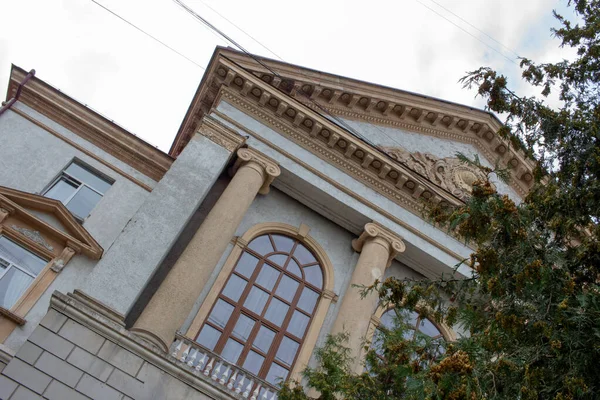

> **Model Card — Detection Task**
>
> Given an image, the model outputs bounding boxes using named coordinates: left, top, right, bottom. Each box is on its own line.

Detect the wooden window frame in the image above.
left=185, top=222, right=337, bottom=382
left=196, top=234, right=322, bottom=383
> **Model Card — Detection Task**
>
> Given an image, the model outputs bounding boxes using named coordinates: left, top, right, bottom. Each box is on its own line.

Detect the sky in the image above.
left=0, top=0, right=577, bottom=152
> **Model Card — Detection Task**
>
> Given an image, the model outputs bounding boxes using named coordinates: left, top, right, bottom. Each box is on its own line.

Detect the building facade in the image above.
left=0, top=48, right=534, bottom=399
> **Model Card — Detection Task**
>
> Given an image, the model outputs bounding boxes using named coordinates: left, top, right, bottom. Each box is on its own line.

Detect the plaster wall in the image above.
left=213, top=101, right=473, bottom=276
left=82, top=134, right=232, bottom=316
left=340, top=118, right=522, bottom=202
left=0, top=105, right=154, bottom=352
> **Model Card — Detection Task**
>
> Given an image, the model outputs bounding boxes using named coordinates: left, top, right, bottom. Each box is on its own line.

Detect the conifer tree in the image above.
left=280, top=1, right=600, bottom=398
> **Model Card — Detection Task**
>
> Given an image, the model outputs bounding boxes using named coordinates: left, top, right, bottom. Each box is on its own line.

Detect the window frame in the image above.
left=0, top=235, right=49, bottom=310
left=195, top=233, right=323, bottom=384
left=43, top=160, right=113, bottom=220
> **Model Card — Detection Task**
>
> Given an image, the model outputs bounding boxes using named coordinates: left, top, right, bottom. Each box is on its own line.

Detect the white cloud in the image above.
left=0, top=0, right=576, bottom=151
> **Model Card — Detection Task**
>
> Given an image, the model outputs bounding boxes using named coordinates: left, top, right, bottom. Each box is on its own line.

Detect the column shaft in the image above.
left=133, top=149, right=279, bottom=351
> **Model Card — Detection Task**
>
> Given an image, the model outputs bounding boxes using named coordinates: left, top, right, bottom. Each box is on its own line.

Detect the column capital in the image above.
left=352, top=222, right=406, bottom=267
left=231, top=148, right=281, bottom=194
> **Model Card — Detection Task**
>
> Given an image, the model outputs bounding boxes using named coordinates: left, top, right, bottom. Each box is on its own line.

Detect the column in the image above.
left=132, top=148, right=280, bottom=352
left=331, top=222, right=405, bottom=372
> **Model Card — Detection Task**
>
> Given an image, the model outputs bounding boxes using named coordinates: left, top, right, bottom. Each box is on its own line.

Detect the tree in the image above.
left=280, top=1, right=600, bottom=398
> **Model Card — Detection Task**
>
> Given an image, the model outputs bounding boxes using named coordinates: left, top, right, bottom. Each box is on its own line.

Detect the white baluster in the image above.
left=195, top=353, right=207, bottom=372
left=235, top=375, right=245, bottom=394
left=251, top=384, right=261, bottom=400
left=171, top=339, right=183, bottom=358
left=227, top=369, right=238, bottom=390
left=261, top=389, right=269, bottom=400
left=186, top=348, right=198, bottom=367
left=203, top=357, right=214, bottom=376
left=180, top=344, right=190, bottom=362
left=219, top=365, right=231, bottom=385
left=211, top=361, right=222, bottom=380
left=243, top=379, right=253, bottom=398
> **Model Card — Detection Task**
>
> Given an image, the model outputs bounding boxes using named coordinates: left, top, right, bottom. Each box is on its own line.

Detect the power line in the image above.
left=172, top=0, right=464, bottom=201
left=427, top=0, right=521, bottom=58
left=193, top=0, right=284, bottom=61
left=412, top=0, right=517, bottom=64
left=89, top=0, right=206, bottom=70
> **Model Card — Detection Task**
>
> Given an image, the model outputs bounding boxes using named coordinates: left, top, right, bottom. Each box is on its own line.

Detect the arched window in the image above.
left=373, top=309, right=446, bottom=361
left=194, top=233, right=323, bottom=385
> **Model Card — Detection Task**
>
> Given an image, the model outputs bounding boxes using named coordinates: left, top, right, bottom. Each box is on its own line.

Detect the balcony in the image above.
left=170, top=334, right=280, bottom=400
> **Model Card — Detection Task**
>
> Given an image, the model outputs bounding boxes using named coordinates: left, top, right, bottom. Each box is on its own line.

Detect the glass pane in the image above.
left=404, top=310, right=420, bottom=327
left=297, top=288, right=319, bottom=314
left=272, top=235, right=295, bottom=253
left=293, top=244, right=316, bottom=265
left=208, top=299, right=234, bottom=329
left=253, top=326, right=275, bottom=353
left=196, top=325, right=221, bottom=350
left=222, top=274, right=247, bottom=302
left=222, top=338, right=244, bottom=363
left=264, top=298, right=289, bottom=327
left=232, top=314, right=255, bottom=342
left=379, top=310, right=395, bottom=330
left=287, top=259, right=301, bottom=277
left=66, top=186, right=102, bottom=219
left=303, top=265, right=323, bottom=289
left=0, top=267, right=34, bottom=309
left=235, top=252, right=259, bottom=278
left=275, top=337, right=299, bottom=366
left=45, top=177, right=78, bottom=203
left=242, top=351, right=264, bottom=376
left=256, top=264, right=279, bottom=291
left=0, top=237, right=47, bottom=276
left=244, top=286, right=269, bottom=315
left=65, top=163, right=112, bottom=193
left=418, top=318, right=441, bottom=337
left=275, top=275, right=299, bottom=302
left=248, top=235, right=274, bottom=255
left=288, top=311, right=309, bottom=338
left=267, top=254, right=288, bottom=267
left=266, top=363, right=289, bottom=385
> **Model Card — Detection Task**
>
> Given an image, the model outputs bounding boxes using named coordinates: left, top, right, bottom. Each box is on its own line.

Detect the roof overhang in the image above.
left=6, top=65, right=174, bottom=182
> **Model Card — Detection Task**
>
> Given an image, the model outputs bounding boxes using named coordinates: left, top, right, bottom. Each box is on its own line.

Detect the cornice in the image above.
left=187, top=49, right=535, bottom=198
left=7, top=66, right=174, bottom=182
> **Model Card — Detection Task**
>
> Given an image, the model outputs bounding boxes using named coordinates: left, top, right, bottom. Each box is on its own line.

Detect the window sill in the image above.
left=0, top=307, right=26, bottom=326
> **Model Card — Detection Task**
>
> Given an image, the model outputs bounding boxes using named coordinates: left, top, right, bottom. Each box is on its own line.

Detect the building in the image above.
left=0, top=47, right=534, bottom=399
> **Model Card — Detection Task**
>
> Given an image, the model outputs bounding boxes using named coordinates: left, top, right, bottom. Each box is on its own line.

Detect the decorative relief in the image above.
left=10, top=225, right=54, bottom=252
left=198, top=117, right=245, bottom=152
left=383, top=147, right=489, bottom=201
left=50, top=247, right=76, bottom=273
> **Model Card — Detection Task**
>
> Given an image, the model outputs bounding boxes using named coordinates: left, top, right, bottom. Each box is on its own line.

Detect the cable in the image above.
left=172, top=0, right=464, bottom=201
left=427, top=0, right=521, bottom=58
left=193, top=0, right=284, bottom=61
left=89, top=0, right=206, bottom=70
left=412, top=0, right=517, bottom=64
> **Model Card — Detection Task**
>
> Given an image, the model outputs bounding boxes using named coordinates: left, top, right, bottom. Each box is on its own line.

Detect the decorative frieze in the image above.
left=10, top=225, right=54, bottom=252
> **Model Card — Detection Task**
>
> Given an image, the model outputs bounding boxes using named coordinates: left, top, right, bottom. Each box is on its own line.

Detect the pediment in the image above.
left=172, top=48, right=535, bottom=200
left=0, top=186, right=102, bottom=259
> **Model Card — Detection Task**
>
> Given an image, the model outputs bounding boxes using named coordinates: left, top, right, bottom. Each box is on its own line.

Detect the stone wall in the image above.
left=0, top=292, right=239, bottom=400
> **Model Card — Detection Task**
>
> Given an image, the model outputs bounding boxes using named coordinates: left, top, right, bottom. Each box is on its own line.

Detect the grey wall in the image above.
left=0, top=104, right=155, bottom=352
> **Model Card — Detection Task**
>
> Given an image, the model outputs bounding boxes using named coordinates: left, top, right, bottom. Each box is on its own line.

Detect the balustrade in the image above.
left=170, top=334, right=279, bottom=400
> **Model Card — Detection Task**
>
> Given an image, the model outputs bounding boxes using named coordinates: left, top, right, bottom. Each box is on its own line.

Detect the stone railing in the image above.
left=170, top=334, right=279, bottom=399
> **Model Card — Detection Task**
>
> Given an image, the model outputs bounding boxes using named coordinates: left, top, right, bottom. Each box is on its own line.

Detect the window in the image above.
left=0, top=236, right=48, bottom=310
left=195, top=233, right=323, bottom=386
left=44, top=161, right=112, bottom=220
left=373, top=309, right=446, bottom=361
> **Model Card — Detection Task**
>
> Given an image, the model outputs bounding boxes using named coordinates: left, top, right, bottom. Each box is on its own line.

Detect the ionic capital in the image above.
left=231, top=148, right=281, bottom=194
left=352, top=222, right=405, bottom=267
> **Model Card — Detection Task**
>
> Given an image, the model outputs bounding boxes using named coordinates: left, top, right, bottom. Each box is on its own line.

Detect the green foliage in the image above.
left=280, top=1, right=600, bottom=399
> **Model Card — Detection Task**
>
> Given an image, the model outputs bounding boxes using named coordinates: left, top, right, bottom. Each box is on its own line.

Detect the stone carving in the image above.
left=50, top=247, right=76, bottom=273
left=383, top=147, right=488, bottom=200
left=233, top=148, right=281, bottom=195
left=352, top=222, right=406, bottom=268
left=10, top=225, right=54, bottom=251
